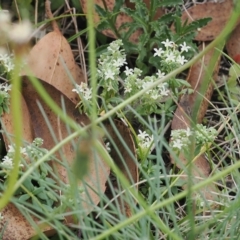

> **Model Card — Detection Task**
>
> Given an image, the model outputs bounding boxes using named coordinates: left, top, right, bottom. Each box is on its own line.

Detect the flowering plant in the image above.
left=0, top=138, right=59, bottom=212
left=0, top=83, right=11, bottom=115
left=73, top=39, right=192, bottom=117
left=170, top=124, right=218, bottom=155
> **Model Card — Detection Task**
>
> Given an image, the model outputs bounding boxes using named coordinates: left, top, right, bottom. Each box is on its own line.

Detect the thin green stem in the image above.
left=0, top=57, right=22, bottom=210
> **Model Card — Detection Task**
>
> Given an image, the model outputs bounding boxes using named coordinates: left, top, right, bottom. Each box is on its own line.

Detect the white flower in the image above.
left=84, top=88, right=92, bottom=100
left=162, top=39, right=174, bottom=48
left=177, top=55, right=187, bottom=65
left=165, top=52, right=176, bottom=62
left=20, top=147, right=27, bottom=156
left=153, top=48, right=164, bottom=57
left=1, top=155, right=13, bottom=168
left=151, top=92, right=159, bottom=100
left=180, top=42, right=191, bottom=52
left=124, top=85, right=132, bottom=93
left=105, top=142, right=111, bottom=152
left=0, top=83, right=11, bottom=92
left=138, top=130, right=149, bottom=140
left=133, top=68, right=142, bottom=77
left=72, top=83, right=92, bottom=100
left=0, top=53, right=8, bottom=61
left=105, top=69, right=115, bottom=80
left=107, top=40, right=122, bottom=52
left=124, top=66, right=133, bottom=76
left=8, top=145, right=15, bottom=153
left=112, top=57, right=127, bottom=67
left=0, top=54, right=14, bottom=72
left=142, top=80, right=153, bottom=93
left=172, top=139, right=183, bottom=150
left=8, top=20, right=32, bottom=44
left=159, top=85, right=169, bottom=96
left=156, top=70, right=165, bottom=79
left=4, top=61, right=14, bottom=72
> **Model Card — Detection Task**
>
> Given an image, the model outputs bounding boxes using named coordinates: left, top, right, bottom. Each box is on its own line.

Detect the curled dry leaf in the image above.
left=104, top=119, right=138, bottom=217
left=226, top=23, right=240, bottom=59
left=23, top=30, right=80, bottom=104
left=0, top=203, right=55, bottom=240
left=1, top=93, right=34, bottom=157
left=80, top=0, right=142, bottom=43
left=171, top=44, right=221, bottom=202
left=181, top=0, right=234, bottom=41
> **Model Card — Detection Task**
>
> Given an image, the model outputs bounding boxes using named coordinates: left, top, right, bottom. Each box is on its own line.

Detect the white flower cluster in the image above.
left=170, top=128, right=192, bottom=150
left=1, top=145, right=26, bottom=170
left=0, top=83, right=11, bottom=92
left=137, top=130, right=154, bottom=160
left=170, top=124, right=218, bottom=151
left=195, top=124, right=218, bottom=145
left=124, top=67, right=169, bottom=101
left=0, top=53, right=14, bottom=72
left=154, top=39, right=190, bottom=66
left=97, top=39, right=126, bottom=92
left=0, top=138, right=47, bottom=172
left=138, top=130, right=153, bottom=150
left=72, top=82, right=92, bottom=100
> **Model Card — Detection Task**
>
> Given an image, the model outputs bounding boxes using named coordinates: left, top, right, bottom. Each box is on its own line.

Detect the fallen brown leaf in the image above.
left=181, top=0, right=234, bottom=41
left=23, top=30, right=80, bottom=104
left=0, top=203, right=55, bottom=240
left=21, top=76, right=109, bottom=213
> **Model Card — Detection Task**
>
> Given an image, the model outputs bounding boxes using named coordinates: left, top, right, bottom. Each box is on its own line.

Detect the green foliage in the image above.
left=95, top=0, right=211, bottom=75
left=225, top=62, right=240, bottom=104
left=0, top=90, right=10, bottom=115
left=12, top=0, right=33, bottom=19
left=0, top=138, right=60, bottom=213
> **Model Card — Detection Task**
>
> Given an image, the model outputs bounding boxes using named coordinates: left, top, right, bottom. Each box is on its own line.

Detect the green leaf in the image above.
left=121, top=7, right=148, bottom=29
left=33, top=186, right=45, bottom=196
left=156, top=0, right=182, bottom=7
left=22, top=178, right=34, bottom=192
left=113, top=0, right=124, bottom=12
left=46, top=191, right=58, bottom=202
left=18, top=194, right=30, bottom=202
left=182, top=18, right=212, bottom=34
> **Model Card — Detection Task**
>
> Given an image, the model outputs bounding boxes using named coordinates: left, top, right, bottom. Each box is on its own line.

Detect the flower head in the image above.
left=156, top=70, right=165, bottom=79
left=177, top=55, right=187, bottom=65
left=153, top=47, right=164, bottom=57
left=1, top=155, right=13, bottom=168
left=72, top=82, right=92, bottom=100
left=162, top=39, right=174, bottom=48
left=124, top=66, right=133, bottom=76
left=180, top=42, right=191, bottom=53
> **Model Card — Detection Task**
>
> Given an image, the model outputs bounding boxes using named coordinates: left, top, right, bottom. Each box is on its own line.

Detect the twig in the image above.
left=45, top=0, right=60, bottom=33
